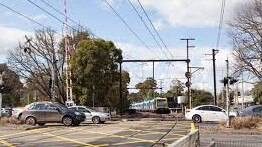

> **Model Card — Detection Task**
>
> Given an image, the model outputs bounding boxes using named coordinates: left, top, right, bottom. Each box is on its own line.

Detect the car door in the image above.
left=209, top=106, right=227, bottom=121
left=78, top=107, right=92, bottom=121
left=32, top=103, right=46, bottom=122
left=197, top=106, right=213, bottom=121
left=44, top=104, right=63, bottom=122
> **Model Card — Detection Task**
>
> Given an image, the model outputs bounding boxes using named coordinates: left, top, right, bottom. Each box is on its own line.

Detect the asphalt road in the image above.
left=0, top=120, right=192, bottom=147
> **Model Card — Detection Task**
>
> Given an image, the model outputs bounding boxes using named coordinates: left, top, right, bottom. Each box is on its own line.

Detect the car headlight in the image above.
left=75, top=112, right=81, bottom=115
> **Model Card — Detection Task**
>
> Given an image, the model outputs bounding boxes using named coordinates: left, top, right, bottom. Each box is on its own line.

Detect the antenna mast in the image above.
left=64, top=0, right=74, bottom=106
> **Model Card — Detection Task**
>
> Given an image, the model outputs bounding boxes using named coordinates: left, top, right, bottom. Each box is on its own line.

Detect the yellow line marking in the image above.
left=0, top=127, right=49, bottom=138
left=88, top=131, right=157, bottom=143
left=112, top=140, right=152, bottom=146
left=0, top=139, right=14, bottom=147
left=40, top=131, right=98, bottom=147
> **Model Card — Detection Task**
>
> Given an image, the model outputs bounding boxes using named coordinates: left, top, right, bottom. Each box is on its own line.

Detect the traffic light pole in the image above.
left=181, top=38, right=195, bottom=109
left=226, top=59, right=230, bottom=127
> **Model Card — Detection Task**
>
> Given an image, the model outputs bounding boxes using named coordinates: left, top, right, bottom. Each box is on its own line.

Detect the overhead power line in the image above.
left=0, top=2, right=63, bottom=36
left=39, top=0, right=89, bottom=33
left=103, top=0, right=160, bottom=59
left=26, top=0, right=79, bottom=33
left=216, top=0, right=226, bottom=49
left=137, top=0, right=174, bottom=58
left=127, top=0, right=170, bottom=59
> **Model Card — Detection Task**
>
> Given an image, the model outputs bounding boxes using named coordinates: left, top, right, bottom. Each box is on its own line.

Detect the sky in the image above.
left=0, top=0, right=253, bottom=95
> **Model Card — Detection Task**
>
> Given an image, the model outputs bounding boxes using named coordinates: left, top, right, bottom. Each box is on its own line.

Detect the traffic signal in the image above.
left=220, top=77, right=238, bottom=86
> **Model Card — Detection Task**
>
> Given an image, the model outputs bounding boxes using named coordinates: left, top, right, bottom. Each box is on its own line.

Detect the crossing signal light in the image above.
left=220, top=77, right=238, bottom=86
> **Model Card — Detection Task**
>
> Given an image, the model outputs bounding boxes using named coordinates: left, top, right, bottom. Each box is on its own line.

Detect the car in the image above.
left=1, top=108, right=12, bottom=117
left=69, top=106, right=111, bottom=124
left=185, top=105, right=229, bottom=123
left=237, top=105, right=262, bottom=117
left=20, top=102, right=86, bottom=126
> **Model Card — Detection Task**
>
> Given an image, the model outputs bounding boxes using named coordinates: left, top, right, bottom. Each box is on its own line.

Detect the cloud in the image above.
left=135, top=0, right=248, bottom=28
left=0, top=26, right=31, bottom=55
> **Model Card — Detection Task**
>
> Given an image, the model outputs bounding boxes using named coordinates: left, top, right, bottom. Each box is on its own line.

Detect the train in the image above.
left=130, top=97, right=170, bottom=114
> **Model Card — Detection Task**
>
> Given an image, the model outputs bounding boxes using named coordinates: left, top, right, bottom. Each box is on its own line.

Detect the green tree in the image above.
left=0, top=64, right=23, bottom=107
left=135, top=77, right=157, bottom=101
left=164, top=79, right=184, bottom=98
left=71, top=38, right=123, bottom=107
left=252, top=82, right=262, bottom=104
left=191, top=89, right=213, bottom=107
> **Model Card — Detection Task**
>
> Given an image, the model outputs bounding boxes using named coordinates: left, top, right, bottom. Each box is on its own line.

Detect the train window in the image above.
left=157, top=99, right=167, bottom=108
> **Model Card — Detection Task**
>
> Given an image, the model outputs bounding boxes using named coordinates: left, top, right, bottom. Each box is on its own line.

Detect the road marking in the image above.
left=40, top=131, right=98, bottom=147
left=88, top=130, right=157, bottom=143
left=0, top=127, right=49, bottom=138
left=0, top=139, right=14, bottom=147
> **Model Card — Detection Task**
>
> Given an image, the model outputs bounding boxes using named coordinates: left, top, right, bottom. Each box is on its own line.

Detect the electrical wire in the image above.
left=0, top=2, right=63, bottom=36
left=127, top=0, right=170, bottom=59
left=103, top=0, right=160, bottom=59
left=39, top=0, right=89, bottom=33
left=26, top=0, right=79, bottom=33
left=216, top=0, right=226, bottom=49
left=137, top=0, right=174, bottom=58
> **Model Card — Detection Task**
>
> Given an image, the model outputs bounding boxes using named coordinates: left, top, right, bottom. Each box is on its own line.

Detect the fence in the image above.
left=208, top=140, right=262, bottom=147
left=168, top=129, right=199, bottom=147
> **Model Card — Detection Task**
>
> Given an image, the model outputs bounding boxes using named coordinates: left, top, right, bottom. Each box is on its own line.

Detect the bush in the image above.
left=231, top=117, right=262, bottom=129
left=0, top=117, right=22, bottom=124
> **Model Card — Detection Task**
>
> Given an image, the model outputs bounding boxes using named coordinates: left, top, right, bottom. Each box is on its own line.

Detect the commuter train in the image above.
left=130, top=97, right=170, bottom=114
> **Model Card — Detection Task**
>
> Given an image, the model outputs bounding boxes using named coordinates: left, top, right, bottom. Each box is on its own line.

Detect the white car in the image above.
left=185, top=105, right=229, bottom=123
left=69, top=106, right=111, bottom=124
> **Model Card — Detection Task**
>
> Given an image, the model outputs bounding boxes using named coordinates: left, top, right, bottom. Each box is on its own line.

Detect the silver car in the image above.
left=69, top=106, right=111, bottom=124
left=238, top=105, right=262, bottom=117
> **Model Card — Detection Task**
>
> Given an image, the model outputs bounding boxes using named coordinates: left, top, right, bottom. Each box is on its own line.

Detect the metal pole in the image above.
left=212, top=49, right=217, bottom=105
left=181, top=38, right=194, bottom=109
left=189, top=68, right=192, bottom=109
left=152, top=61, right=155, bottom=98
left=226, top=59, right=230, bottom=127
left=0, top=72, right=3, bottom=117
left=119, top=62, right=123, bottom=116
left=241, top=72, right=244, bottom=109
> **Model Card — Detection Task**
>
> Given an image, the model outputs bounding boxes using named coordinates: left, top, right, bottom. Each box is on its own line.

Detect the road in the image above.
left=0, top=120, right=192, bottom=147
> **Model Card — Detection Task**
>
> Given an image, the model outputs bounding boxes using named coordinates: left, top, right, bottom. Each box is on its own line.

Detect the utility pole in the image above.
left=181, top=38, right=195, bottom=109
left=0, top=70, right=3, bottom=117
left=206, top=49, right=219, bottom=105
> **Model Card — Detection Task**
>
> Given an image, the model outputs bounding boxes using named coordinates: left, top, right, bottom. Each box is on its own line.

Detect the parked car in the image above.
left=20, top=102, right=86, bottom=126
left=69, top=106, right=111, bottom=124
left=237, top=105, right=262, bottom=117
left=12, top=106, right=29, bottom=120
left=1, top=108, right=12, bottom=117
left=185, top=105, right=230, bottom=123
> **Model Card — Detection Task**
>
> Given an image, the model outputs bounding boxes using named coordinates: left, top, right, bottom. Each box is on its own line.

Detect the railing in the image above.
left=168, top=129, right=200, bottom=147
left=208, top=140, right=262, bottom=147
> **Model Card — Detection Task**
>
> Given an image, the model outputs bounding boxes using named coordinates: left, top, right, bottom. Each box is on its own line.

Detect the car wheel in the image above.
left=38, top=123, right=45, bottom=126
left=25, top=117, right=36, bottom=126
left=62, top=116, right=73, bottom=126
left=92, top=116, right=100, bottom=124
left=192, top=115, right=201, bottom=123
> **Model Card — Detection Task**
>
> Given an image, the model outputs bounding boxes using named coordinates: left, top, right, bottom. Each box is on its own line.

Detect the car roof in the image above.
left=193, top=105, right=222, bottom=109
left=242, top=105, right=262, bottom=111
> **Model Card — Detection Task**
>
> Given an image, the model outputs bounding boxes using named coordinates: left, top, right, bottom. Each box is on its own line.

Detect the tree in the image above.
left=228, top=0, right=262, bottom=82
left=252, top=82, right=262, bottom=103
left=135, top=77, right=157, bottom=101
left=0, top=64, right=23, bottom=107
left=8, top=29, right=90, bottom=103
left=164, top=79, right=184, bottom=98
left=70, top=38, right=123, bottom=107
left=191, top=89, right=213, bottom=107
